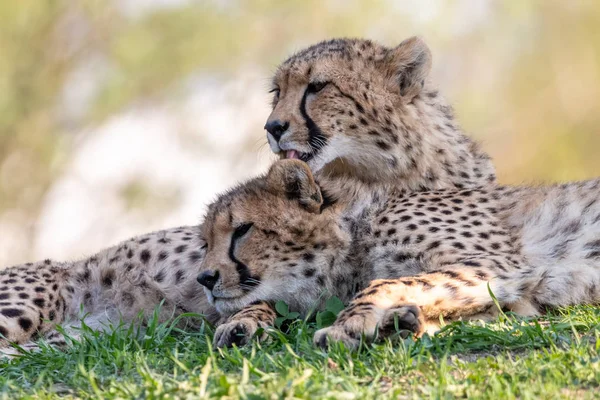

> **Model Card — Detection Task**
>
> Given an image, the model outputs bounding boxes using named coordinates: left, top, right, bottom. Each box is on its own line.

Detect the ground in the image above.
left=1, top=305, right=599, bottom=399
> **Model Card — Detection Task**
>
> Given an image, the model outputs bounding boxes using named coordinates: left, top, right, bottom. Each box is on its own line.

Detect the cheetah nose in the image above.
left=264, top=120, right=289, bottom=142
left=197, top=270, right=220, bottom=290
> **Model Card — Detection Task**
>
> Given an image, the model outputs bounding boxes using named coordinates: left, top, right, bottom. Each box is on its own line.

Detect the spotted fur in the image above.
left=204, top=160, right=600, bottom=349
left=0, top=226, right=215, bottom=357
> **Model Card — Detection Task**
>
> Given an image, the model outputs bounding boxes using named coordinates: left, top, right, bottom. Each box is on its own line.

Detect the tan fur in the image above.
left=204, top=161, right=600, bottom=349
left=201, top=161, right=349, bottom=317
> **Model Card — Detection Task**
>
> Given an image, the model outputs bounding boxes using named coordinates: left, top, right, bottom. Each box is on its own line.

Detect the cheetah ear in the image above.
left=384, top=36, right=432, bottom=100
left=266, top=160, right=323, bottom=213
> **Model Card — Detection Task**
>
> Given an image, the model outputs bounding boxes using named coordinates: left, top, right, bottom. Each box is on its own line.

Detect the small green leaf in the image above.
left=274, top=316, right=286, bottom=328
left=316, top=311, right=336, bottom=328
left=275, top=301, right=289, bottom=317
left=287, top=312, right=300, bottom=320
left=325, top=297, right=345, bottom=315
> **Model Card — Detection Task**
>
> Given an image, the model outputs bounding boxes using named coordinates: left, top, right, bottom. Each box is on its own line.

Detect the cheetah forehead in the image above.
left=280, top=38, right=388, bottom=71
left=202, top=177, right=313, bottom=240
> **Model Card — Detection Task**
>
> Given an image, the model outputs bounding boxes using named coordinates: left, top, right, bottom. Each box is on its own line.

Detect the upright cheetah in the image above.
left=266, top=37, right=496, bottom=196
left=202, top=160, right=600, bottom=349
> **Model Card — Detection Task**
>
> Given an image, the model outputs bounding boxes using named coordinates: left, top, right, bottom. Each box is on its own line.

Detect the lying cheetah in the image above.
left=0, top=226, right=214, bottom=357
left=202, top=160, right=600, bottom=349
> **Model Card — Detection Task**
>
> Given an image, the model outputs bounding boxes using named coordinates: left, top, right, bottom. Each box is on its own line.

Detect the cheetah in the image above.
left=202, top=160, right=600, bottom=349
left=0, top=226, right=215, bottom=357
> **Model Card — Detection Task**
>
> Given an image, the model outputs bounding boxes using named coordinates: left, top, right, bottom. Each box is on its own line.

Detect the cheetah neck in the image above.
left=405, top=91, right=497, bottom=191
left=318, top=185, right=395, bottom=302
left=316, top=89, right=496, bottom=202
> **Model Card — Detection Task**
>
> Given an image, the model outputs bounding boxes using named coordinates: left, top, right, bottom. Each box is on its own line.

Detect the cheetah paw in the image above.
left=0, top=342, right=41, bottom=359
left=379, top=305, right=425, bottom=338
left=313, top=304, right=425, bottom=350
left=213, top=317, right=263, bottom=348
left=314, top=325, right=361, bottom=350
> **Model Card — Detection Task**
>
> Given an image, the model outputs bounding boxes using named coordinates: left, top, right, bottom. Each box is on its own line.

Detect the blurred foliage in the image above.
left=0, top=1, right=68, bottom=213
left=120, top=179, right=181, bottom=212
left=0, top=0, right=599, bottom=262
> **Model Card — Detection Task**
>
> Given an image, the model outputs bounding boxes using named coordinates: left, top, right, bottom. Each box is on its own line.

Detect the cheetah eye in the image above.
left=269, top=87, right=280, bottom=97
left=200, top=243, right=208, bottom=250
left=233, top=223, right=254, bottom=239
left=307, top=81, right=329, bottom=94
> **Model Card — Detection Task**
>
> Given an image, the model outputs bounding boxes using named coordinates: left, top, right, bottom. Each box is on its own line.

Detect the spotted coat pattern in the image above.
left=0, top=226, right=214, bottom=357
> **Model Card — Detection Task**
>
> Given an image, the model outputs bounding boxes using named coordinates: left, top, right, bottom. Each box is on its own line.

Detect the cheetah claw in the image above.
left=380, top=305, right=425, bottom=338
left=314, top=325, right=361, bottom=350
left=313, top=304, right=425, bottom=350
left=213, top=317, right=264, bottom=348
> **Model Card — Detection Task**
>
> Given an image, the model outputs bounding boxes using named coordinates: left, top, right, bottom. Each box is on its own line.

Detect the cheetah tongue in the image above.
left=286, top=150, right=300, bottom=159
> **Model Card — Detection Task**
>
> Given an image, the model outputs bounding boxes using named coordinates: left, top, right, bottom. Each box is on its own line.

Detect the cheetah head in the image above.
left=198, top=159, right=349, bottom=316
left=265, top=37, right=434, bottom=183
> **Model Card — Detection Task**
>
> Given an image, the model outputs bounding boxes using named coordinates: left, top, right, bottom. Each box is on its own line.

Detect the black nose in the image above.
left=197, top=270, right=220, bottom=290
left=264, top=120, right=289, bottom=142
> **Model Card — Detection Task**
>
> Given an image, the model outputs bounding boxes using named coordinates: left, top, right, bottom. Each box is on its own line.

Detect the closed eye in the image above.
left=269, top=88, right=280, bottom=106
left=233, top=223, right=253, bottom=239
left=307, top=81, right=329, bottom=94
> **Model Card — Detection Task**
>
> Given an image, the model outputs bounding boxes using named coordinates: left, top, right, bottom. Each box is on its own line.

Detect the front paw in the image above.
left=213, top=317, right=261, bottom=348
left=313, top=311, right=377, bottom=350
left=314, top=325, right=360, bottom=350
left=380, top=305, right=425, bottom=338
left=313, top=304, right=425, bottom=350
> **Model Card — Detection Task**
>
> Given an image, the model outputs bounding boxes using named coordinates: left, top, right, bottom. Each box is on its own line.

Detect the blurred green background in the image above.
left=1, top=0, right=599, bottom=266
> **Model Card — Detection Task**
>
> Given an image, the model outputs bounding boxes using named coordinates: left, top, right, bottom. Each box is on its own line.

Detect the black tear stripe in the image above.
left=300, top=88, right=328, bottom=154
left=228, top=229, right=260, bottom=291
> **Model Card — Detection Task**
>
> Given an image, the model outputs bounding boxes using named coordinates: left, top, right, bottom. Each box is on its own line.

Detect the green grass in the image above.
left=1, top=306, right=599, bottom=399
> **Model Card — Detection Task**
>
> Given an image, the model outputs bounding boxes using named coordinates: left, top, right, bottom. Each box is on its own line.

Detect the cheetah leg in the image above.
left=0, top=301, right=66, bottom=359
left=314, top=263, right=531, bottom=349
left=0, top=328, right=81, bottom=359
left=213, top=301, right=277, bottom=348
left=0, top=311, right=132, bottom=359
